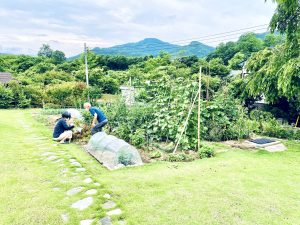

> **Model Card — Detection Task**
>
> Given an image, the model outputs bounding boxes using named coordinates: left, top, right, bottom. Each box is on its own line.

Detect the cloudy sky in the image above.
left=0, top=0, right=276, bottom=56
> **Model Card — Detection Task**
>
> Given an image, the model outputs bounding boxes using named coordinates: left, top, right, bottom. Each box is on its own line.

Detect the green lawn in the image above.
left=1, top=110, right=300, bottom=225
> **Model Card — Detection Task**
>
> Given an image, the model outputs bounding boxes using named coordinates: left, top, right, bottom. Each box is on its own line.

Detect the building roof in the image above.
left=0, top=72, right=13, bottom=84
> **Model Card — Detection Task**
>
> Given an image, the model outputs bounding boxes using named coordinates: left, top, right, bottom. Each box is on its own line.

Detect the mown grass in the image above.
left=1, top=109, right=300, bottom=225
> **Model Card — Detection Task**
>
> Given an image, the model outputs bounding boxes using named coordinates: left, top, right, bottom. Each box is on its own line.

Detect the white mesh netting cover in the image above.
left=86, top=132, right=143, bottom=170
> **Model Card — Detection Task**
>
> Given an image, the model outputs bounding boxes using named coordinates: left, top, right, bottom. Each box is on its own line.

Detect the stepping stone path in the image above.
left=20, top=121, right=125, bottom=224
left=106, top=208, right=122, bottom=216
left=71, top=197, right=93, bottom=210
left=67, top=187, right=84, bottom=196
left=85, top=189, right=97, bottom=195
left=100, top=216, right=112, bottom=225
left=102, top=201, right=116, bottom=209
left=83, top=178, right=93, bottom=183
left=80, top=219, right=94, bottom=225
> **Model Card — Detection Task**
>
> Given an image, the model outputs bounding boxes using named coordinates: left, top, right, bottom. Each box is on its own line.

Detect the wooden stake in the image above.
left=198, top=66, right=202, bottom=151
left=295, top=113, right=300, bottom=128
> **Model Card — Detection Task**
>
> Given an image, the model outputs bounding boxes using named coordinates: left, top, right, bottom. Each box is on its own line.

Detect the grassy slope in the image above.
left=1, top=109, right=300, bottom=224
left=0, top=110, right=111, bottom=225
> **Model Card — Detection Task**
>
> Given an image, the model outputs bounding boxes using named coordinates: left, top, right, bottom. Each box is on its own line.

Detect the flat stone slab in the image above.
left=71, top=197, right=93, bottom=210
left=80, top=219, right=94, bottom=225
left=47, top=155, right=58, bottom=161
left=67, top=187, right=84, bottom=196
left=100, top=216, right=112, bottom=225
left=118, top=220, right=126, bottom=225
left=94, top=182, right=101, bottom=186
left=102, top=201, right=116, bottom=209
left=42, top=152, right=55, bottom=156
left=71, top=161, right=82, bottom=167
left=106, top=208, right=122, bottom=216
left=83, top=178, right=93, bottom=183
left=76, top=168, right=86, bottom=172
left=61, top=213, right=69, bottom=223
left=85, top=189, right=97, bottom=195
left=264, top=143, right=287, bottom=152
left=69, top=159, right=77, bottom=162
left=54, top=158, right=64, bottom=163
left=103, top=193, right=111, bottom=199
left=53, top=187, right=60, bottom=191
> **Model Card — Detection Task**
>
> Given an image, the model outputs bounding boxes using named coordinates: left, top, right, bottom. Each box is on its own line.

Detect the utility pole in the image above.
left=206, top=62, right=210, bottom=102
left=198, top=66, right=202, bottom=151
left=84, top=43, right=90, bottom=102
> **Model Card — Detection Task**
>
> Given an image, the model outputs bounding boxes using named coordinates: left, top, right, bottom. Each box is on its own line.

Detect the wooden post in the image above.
left=295, top=113, right=300, bottom=128
left=198, top=66, right=202, bottom=151
left=84, top=43, right=90, bottom=102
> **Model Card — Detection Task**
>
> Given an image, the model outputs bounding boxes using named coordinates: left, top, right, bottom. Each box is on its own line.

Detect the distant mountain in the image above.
left=255, top=31, right=280, bottom=40
left=71, top=38, right=215, bottom=59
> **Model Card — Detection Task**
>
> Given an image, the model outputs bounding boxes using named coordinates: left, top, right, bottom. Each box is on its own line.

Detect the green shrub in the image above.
left=82, top=110, right=93, bottom=125
left=198, top=145, right=215, bottom=159
left=167, top=153, right=195, bottom=162
left=130, top=128, right=145, bottom=148
left=150, top=150, right=162, bottom=158
left=118, top=150, right=133, bottom=166
left=0, top=85, right=13, bottom=108
left=113, top=123, right=131, bottom=142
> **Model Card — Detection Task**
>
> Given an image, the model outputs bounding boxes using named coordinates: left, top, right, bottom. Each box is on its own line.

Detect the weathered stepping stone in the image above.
left=99, top=216, right=112, bottom=225
left=94, top=182, right=101, bottom=186
left=71, top=161, right=82, bottom=167
left=47, top=155, right=58, bottom=161
left=106, top=208, right=122, bottom=216
left=80, top=219, right=94, bottom=225
left=61, top=168, right=68, bottom=174
left=83, top=178, right=92, bottom=183
left=76, top=168, right=86, bottom=172
left=102, top=201, right=116, bottom=209
left=118, top=220, right=126, bottom=225
left=53, top=187, right=60, bottom=191
left=61, top=213, right=69, bottom=223
left=42, top=152, right=55, bottom=156
left=103, top=193, right=111, bottom=199
left=67, top=187, right=83, bottom=196
left=85, top=189, right=97, bottom=195
left=54, top=158, right=64, bottom=163
left=71, top=197, right=93, bottom=210
left=69, top=159, right=76, bottom=162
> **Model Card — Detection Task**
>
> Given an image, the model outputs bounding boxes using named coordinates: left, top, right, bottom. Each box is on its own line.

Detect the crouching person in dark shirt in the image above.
left=53, top=111, right=74, bottom=144
left=84, top=102, right=108, bottom=135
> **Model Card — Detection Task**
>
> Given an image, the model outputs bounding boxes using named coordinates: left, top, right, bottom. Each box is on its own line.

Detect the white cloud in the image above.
left=0, top=0, right=276, bottom=56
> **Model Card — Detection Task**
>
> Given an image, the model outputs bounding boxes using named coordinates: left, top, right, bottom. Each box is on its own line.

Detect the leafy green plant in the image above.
left=167, top=153, right=195, bottom=162
left=130, top=128, right=145, bottom=148
left=198, top=145, right=215, bottom=159
left=118, top=150, right=133, bottom=166
left=150, top=150, right=162, bottom=159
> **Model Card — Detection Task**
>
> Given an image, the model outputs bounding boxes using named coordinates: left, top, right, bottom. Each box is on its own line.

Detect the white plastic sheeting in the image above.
left=86, top=132, right=143, bottom=170
left=67, top=108, right=83, bottom=120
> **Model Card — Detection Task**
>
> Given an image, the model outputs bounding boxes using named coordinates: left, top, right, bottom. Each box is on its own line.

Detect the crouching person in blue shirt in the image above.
left=84, top=102, right=108, bottom=135
left=53, top=111, right=74, bottom=144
